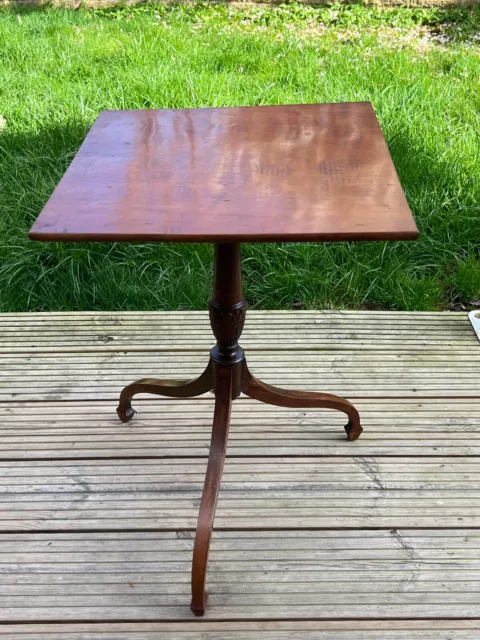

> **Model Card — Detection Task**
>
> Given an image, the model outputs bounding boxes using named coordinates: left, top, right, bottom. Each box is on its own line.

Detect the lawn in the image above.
left=0, top=2, right=479, bottom=312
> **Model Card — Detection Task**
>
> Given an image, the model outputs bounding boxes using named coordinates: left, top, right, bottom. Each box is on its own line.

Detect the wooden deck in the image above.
left=0, top=310, right=479, bottom=638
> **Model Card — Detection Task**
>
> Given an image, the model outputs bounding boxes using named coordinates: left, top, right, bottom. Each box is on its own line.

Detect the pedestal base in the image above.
left=117, top=242, right=362, bottom=616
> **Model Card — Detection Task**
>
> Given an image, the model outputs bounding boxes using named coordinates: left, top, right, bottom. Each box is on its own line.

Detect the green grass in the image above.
left=0, top=2, right=479, bottom=312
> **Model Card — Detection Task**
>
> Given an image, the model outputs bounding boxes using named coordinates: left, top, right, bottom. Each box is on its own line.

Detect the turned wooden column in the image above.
left=208, top=243, right=246, bottom=397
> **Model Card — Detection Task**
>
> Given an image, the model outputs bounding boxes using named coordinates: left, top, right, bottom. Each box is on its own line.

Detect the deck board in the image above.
left=0, top=531, right=479, bottom=620
left=3, top=621, right=480, bottom=640
left=2, top=350, right=480, bottom=401
left=0, top=311, right=476, bottom=354
left=1, top=399, right=479, bottom=458
left=0, top=310, right=478, bottom=635
left=0, top=457, right=479, bottom=530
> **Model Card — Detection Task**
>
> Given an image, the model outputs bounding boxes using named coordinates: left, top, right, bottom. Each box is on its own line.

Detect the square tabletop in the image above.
left=29, top=103, right=418, bottom=243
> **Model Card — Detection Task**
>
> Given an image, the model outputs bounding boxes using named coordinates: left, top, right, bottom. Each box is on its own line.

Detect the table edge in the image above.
left=28, top=230, right=420, bottom=243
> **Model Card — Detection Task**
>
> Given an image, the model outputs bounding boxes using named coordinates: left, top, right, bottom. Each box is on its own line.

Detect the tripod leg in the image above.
left=117, top=360, right=213, bottom=423
left=241, top=362, right=362, bottom=441
left=190, top=366, right=233, bottom=616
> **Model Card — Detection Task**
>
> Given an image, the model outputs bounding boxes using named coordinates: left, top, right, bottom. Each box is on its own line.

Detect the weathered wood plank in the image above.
left=0, top=311, right=475, bottom=353
left=0, top=399, right=478, bottom=458
left=0, top=310, right=470, bottom=322
left=0, top=531, right=478, bottom=621
left=1, top=350, right=479, bottom=401
left=3, top=620, right=480, bottom=639
left=0, top=458, right=478, bottom=530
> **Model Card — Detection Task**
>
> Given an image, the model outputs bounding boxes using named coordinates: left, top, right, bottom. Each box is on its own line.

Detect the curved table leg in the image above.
left=241, top=362, right=363, bottom=441
left=117, top=360, right=213, bottom=423
left=190, top=366, right=233, bottom=616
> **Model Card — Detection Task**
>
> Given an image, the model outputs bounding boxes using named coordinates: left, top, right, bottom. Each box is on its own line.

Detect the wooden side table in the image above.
left=29, top=103, right=418, bottom=616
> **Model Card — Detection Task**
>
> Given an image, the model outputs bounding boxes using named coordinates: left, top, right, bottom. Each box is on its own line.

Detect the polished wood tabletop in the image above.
left=29, top=103, right=418, bottom=243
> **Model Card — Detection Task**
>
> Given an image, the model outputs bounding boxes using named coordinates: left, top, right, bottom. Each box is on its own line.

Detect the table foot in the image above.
left=117, top=404, right=136, bottom=424
left=241, top=361, right=363, bottom=441
left=190, top=591, right=208, bottom=617
left=345, top=419, right=363, bottom=441
left=190, top=366, right=233, bottom=618
left=116, top=360, right=213, bottom=423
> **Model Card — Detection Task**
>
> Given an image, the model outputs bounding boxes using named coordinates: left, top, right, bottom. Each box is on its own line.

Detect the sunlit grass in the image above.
left=0, top=3, right=479, bottom=311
